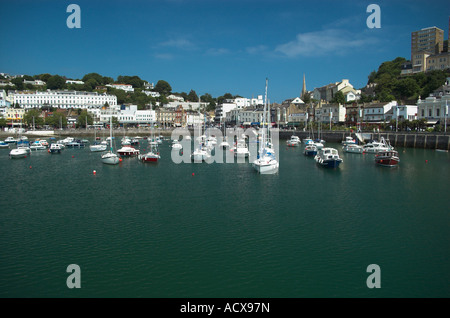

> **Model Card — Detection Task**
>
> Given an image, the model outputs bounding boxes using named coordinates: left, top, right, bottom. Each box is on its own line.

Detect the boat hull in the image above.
left=9, top=149, right=29, bottom=158
left=252, top=159, right=279, bottom=174
left=316, top=158, right=342, bottom=168
left=101, top=153, right=120, bottom=165
left=139, top=153, right=160, bottom=162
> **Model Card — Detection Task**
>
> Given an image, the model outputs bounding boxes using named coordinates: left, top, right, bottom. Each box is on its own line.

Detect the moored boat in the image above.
left=117, top=146, right=140, bottom=157
left=4, top=137, right=17, bottom=144
left=0, top=141, right=9, bottom=149
left=314, top=147, right=343, bottom=168
left=375, top=150, right=400, bottom=167
left=343, top=143, right=364, bottom=154
left=342, top=136, right=356, bottom=146
left=286, top=135, right=300, bottom=147
left=304, top=144, right=318, bottom=156
left=49, top=143, right=63, bottom=154
left=9, top=148, right=29, bottom=159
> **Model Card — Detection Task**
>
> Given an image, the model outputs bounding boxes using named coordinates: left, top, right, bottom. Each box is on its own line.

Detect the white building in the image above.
left=363, top=101, right=397, bottom=123
left=92, top=105, right=156, bottom=125
left=66, top=80, right=85, bottom=85
left=417, top=95, right=450, bottom=125
left=165, top=101, right=207, bottom=111
left=167, top=94, right=185, bottom=102
left=23, top=79, right=46, bottom=86
left=106, top=84, right=134, bottom=92
left=316, top=103, right=346, bottom=123
left=226, top=108, right=264, bottom=125
left=185, top=113, right=205, bottom=126
left=385, top=105, right=418, bottom=122
left=12, top=90, right=117, bottom=109
left=143, top=90, right=160, bottom=98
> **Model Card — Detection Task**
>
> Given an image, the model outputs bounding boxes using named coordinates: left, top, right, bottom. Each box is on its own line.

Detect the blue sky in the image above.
left=1, top=0, right=448, bottom=102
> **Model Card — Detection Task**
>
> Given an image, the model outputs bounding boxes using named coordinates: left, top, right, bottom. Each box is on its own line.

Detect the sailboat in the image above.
left=10, top=121, right=30, bottom=159
left=253, top=78, right=279, bottom=174
left=90, top=126, right=107, bottom=152
left=191, top=110, right=211, bottom=162
left=139, top=125, right=160, bottom=162
left=101, top=112, right=120, bottom=165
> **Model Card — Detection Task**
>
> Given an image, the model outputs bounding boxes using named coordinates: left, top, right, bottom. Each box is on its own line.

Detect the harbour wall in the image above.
left=1, top=129, right=449, bottom=150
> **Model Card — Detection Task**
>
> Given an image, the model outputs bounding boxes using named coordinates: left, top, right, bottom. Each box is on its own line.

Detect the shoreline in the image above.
left=1, top=129, right=449, bottom=150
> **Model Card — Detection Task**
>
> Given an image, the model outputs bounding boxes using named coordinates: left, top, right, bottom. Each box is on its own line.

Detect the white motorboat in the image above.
left=30, top=141, right=47, bottom=150
left=342, top=136, right=357, bottom=146
left=233, top=138, right=250, bottom=158
left=286, top=135, right=300, bottom=147
left=9, top=148, right=29, bottom=159
left=314, top=147, right=343, bottom=168
left=343, top=143, right=364, bottom=154
left=171, top=140, right=183, bottom=150
left=49, top=143, right=63, bottom=154
left=191, top=147, right=211, bottom=162
left=363, top=137, right=393, bottom=153
left=0, top=141, right=10, bottom=149
left=4, top=137, right=17, bottom=144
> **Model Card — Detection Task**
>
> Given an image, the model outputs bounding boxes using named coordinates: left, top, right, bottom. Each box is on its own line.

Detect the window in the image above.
left=436, top=109, right=440, bottom=117
left=429, top=109, right=432, bottom=117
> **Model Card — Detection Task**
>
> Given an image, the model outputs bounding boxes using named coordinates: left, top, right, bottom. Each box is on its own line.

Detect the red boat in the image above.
left=117, top=146, right=140, bottom=157
left=138, top=151, right=160, bottom=162
left=375, top=150, right=400, bottom=167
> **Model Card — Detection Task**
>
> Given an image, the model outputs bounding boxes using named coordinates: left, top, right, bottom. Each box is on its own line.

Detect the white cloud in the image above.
left=205, top=48, right=230, bottom=56
left=154, top=53, right=174, bottom=60
left=159, top=38, right=197, bottom=50
left=246, top=45, right=268, bottom=55
left=275, top=29, right=377, bottom=57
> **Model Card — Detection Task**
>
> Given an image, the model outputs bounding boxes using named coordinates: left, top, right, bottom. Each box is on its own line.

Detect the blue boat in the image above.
left=314, top=147, right=343, bottom=168
left=303, top=144, right=317, bottom=156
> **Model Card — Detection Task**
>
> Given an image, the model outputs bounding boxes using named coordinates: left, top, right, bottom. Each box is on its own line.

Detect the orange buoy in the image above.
left=119, top=158, right=123, bottom=162
left=192, top=173, right=195, bottom=176
left=72, top=155, right=74, bottom=158
left=93, top=170, right=96, bottom=175
left=425, top=160, right=428, bottom=163
left=29, top=166, right=32, bottom=169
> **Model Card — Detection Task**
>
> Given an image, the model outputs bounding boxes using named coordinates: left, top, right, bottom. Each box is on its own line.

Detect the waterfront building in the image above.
left=226, top=107, right=264, bottom=126
left=417, top=95, right=450, bottom=126
left=11, top=90, right=117, bottom=109
left=316, top=103, right=346, bottom=124
left=362, top=101, right=397, bottom=124
left=385, top=105, right=418, bottom=122
left=0, top=90, right=10, bottom=108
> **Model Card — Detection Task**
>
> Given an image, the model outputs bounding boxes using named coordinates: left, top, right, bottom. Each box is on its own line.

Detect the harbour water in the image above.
left=0, top=137, right=449, bottom=298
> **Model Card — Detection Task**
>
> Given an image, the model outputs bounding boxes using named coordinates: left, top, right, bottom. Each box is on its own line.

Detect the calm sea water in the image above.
left=0, top=137, right=449, bottom=298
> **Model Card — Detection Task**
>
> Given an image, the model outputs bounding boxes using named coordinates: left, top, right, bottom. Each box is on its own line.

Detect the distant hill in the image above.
left=362, top=57, right=450, bottom=103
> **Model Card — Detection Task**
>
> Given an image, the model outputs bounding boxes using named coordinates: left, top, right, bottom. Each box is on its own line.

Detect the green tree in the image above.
left=46, top=112, right=67, bottom=128
left=0, top=117, right=7, bottom=127
left=393, top=78, right=420, bottom=100
left=23, top=109, right=44, bottom=128
left=11, top=77, right=24, bottom=90
left=187, top=89, right=199, bottom=102
left=47, top=75, right=66, bottom=90
left=76, top=110, right=93, bottom=128
left=331, top=91, right=346, bottom=104
left=154, top=80, right=172, bottom=96
left=82, top=73, right=103, bottom=84
left=38, top=73, right=52, bottom=82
